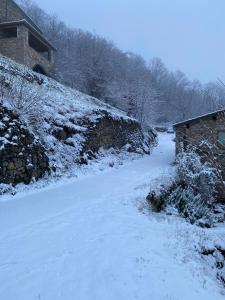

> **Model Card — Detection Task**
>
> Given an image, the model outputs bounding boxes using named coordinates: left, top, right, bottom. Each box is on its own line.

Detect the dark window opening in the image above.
left=33, top=64, right=47, bottom=76
left=0, top=27, right=17, bottom=39
left=186, top=123, right=190, bottom=129
left=28, top=32, right=50, bottom=61
left=212, top=115, right=217, bottom=121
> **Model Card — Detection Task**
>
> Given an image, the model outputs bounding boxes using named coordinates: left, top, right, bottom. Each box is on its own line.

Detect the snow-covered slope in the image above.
left=0, top=134, right=224, bottom=300
left=0, top=55, right=126, bottom=118
left=0, top=55, right=154, bottom=178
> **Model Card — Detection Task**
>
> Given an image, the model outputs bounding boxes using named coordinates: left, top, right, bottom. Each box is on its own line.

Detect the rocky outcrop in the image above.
left=0, top=104, right=49, bottom=185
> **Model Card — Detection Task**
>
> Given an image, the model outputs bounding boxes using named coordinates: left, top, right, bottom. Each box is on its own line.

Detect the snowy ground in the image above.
left=0, top=133, right=224, bottom=300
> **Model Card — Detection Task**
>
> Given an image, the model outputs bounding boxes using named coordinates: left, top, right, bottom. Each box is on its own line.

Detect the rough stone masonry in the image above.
left=0, top=0, right=55, bottom=75
left=174, top=110, right=225, bottom=179
left=0, top=103, right=49, bottom=185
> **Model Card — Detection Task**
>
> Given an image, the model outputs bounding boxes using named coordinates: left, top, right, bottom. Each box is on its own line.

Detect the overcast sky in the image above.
left=37, top=0, right=225, bottom=83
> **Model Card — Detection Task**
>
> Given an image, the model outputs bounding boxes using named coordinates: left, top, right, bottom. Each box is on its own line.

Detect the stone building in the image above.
left=0, top=0, right=55, bottom=75
left=174, top=109, right=225, bottom=172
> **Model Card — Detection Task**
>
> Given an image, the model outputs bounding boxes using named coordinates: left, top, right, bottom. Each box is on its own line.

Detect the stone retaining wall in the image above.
left=83, top=112, right=149, bottom=154
left=0, top=103, right=49, bottom=185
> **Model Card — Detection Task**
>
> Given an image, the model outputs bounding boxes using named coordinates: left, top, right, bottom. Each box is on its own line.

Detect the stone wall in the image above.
left=174, top=112, right=225, bottom=174
left=0, top=103, right=49, bottom=185
left=0, top=24, right=52, bottom=75
left=25, top=42, right=52, bottom=74
left=0, top=0, right=39, bottom=32
left=83, top=111, right=149, bottom=154
left=0, top=25, right=26, bottom=65
left=0, top=0, right=54, bottom=75
left=52, top=110, right=153, bottom=165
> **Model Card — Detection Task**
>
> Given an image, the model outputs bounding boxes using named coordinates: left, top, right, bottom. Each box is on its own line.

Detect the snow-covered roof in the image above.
left=173, top=108, right=225, bottom=128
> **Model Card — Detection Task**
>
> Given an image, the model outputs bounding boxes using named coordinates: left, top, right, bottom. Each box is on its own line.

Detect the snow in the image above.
left=0, top=55, right=129, bottom=121
left=0, top=133, right=224, bottom=300
left=0, top=55, right=150, bottom=175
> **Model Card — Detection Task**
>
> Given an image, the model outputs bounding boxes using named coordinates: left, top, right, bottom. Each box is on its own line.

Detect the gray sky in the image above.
left=37, top=0, right=225, bottom=83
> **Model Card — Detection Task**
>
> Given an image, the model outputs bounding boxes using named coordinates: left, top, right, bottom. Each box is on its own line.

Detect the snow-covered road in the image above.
left=0, top=134, right=224, bottom=300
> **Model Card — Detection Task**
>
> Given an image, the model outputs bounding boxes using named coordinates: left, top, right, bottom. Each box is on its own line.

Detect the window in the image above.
left=218, top=131, right=225, bottom=146
left=0, top=27, right=17, bottom=39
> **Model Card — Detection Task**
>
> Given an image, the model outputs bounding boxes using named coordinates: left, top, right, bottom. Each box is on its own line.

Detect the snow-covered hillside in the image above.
left=0, top=55, right=154, bottom=180
left=0, top=133, right=224, bottom=300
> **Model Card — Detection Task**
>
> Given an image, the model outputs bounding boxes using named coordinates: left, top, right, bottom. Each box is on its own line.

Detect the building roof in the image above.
left=0, top=19, right=56, bottom=51
left=174, top=108, right=225, bottom=127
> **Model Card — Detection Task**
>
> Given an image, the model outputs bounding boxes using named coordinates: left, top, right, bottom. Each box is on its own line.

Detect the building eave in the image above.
left=12, top=0, right=43, bottom=34
left=0, top=19, right=57, bottom=51
left=173, top=109, right=225, bottom=128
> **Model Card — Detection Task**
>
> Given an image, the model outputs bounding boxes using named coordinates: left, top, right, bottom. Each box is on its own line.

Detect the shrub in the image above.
left=147, top=150, right=222, bottom=227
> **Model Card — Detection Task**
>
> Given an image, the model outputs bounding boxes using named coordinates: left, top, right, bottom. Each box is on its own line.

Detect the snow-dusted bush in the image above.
left=168, top=151, right=217, bottom=225
left=1, top=75, right=45, bottom=130
left=147, top=149, right=222, bottom=226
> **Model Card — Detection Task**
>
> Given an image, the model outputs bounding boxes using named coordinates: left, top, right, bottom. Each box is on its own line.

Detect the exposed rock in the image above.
left=146, top=191, right=164, bottom=212
left=0, top=104, right=49, bottom=185
left=52, top=125, right=78, bottom=141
